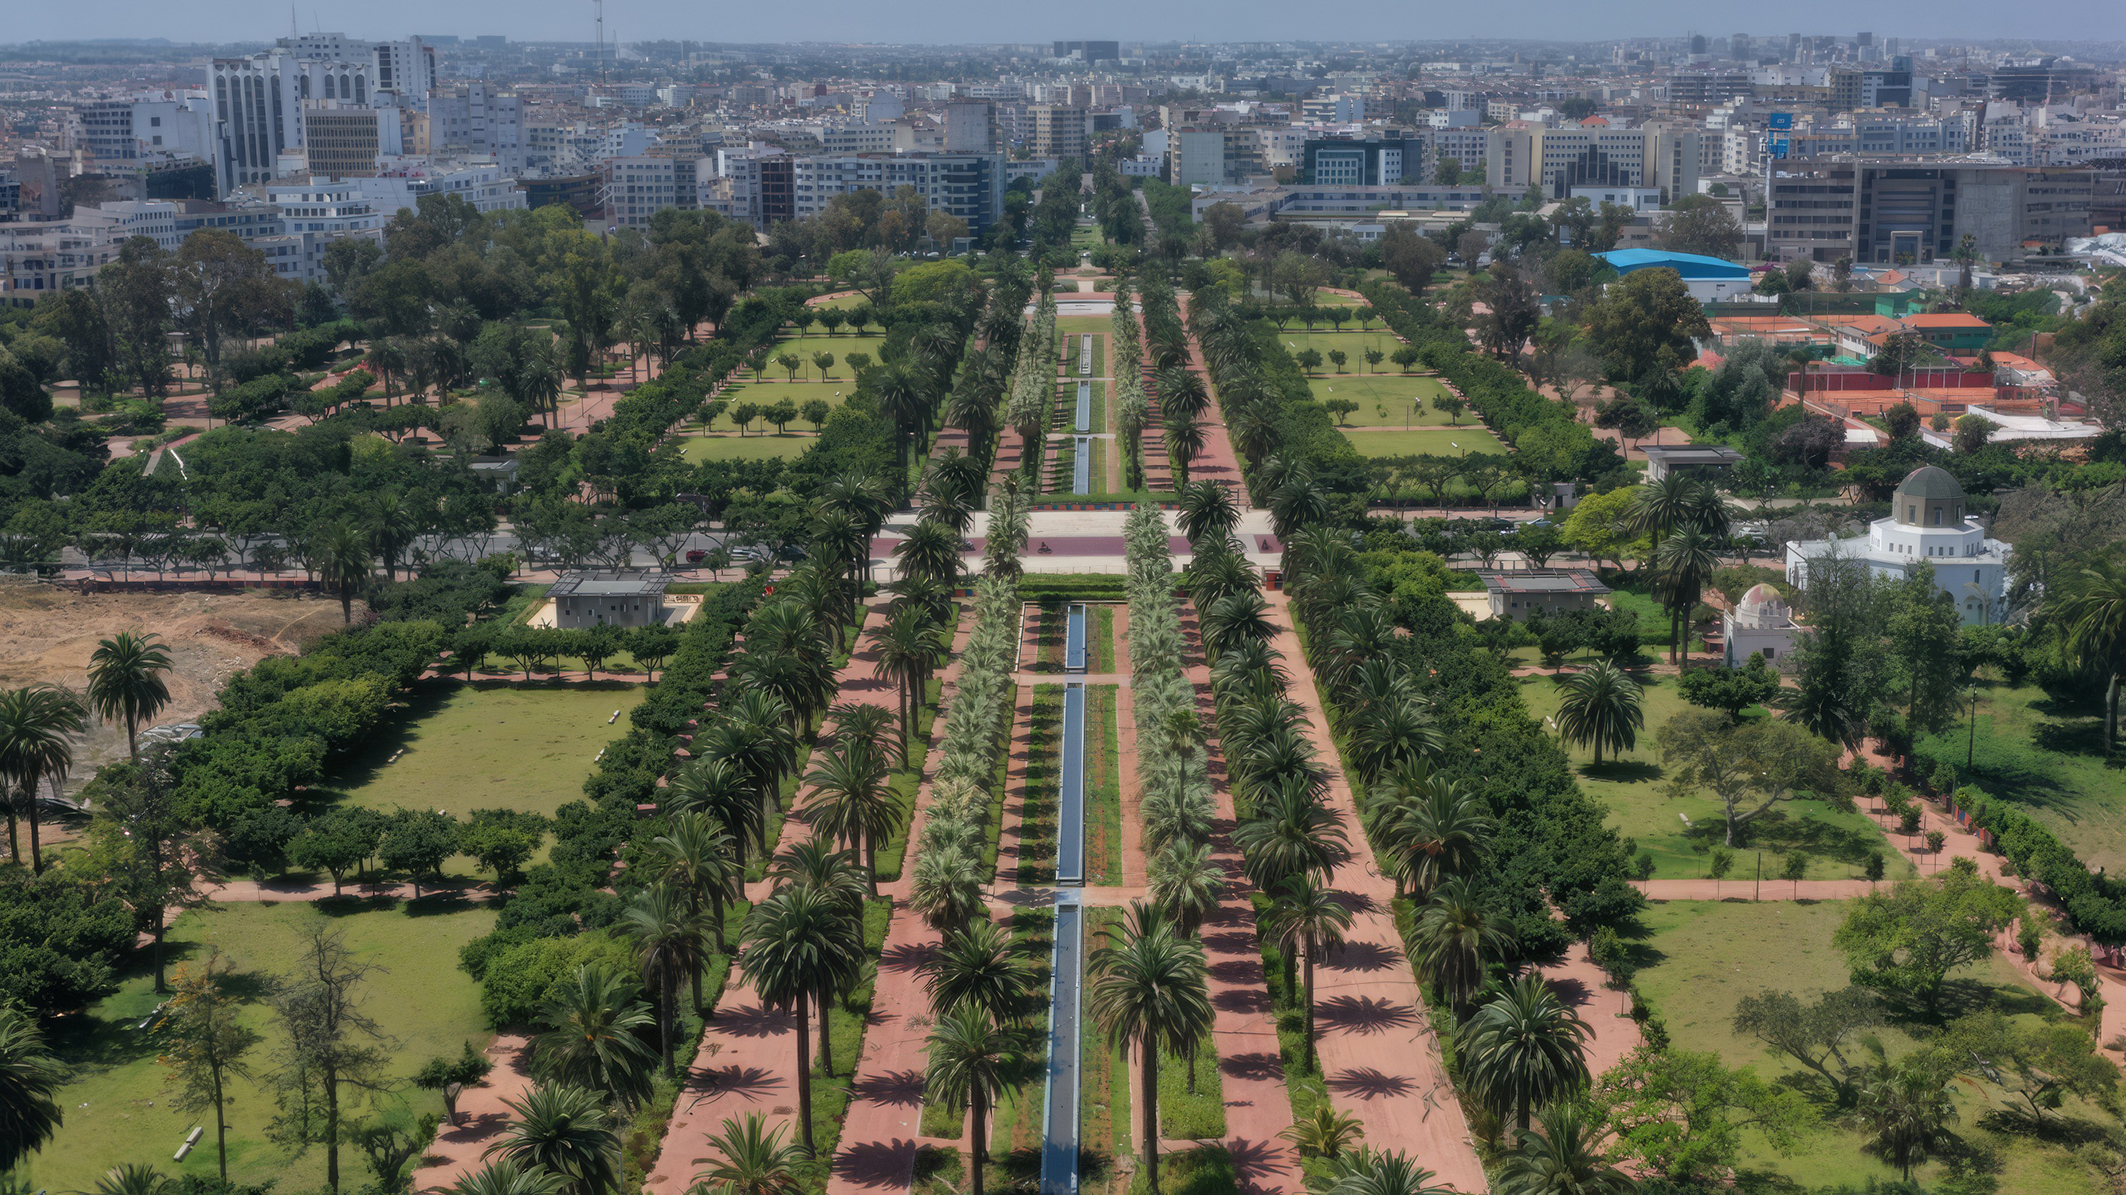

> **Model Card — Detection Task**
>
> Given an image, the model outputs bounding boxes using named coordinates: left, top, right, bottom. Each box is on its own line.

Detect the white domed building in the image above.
left=1784, top=465, right=2012, bottom=624
left=1724, top=584, right=1800, bottom=668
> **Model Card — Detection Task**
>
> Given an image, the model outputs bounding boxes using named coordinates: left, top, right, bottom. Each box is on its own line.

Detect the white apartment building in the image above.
left=789, top=152, right=1006, bottom=234
left=352, top=164, right=525, bottom=218
left=821, top=124, right=912, bottom=154
left=1487, top=124, right=1699, bottom=200
left=281, top=33, right=438, bottom=106
left=427, top=83, right=525, bottom=172
left=73, top=95, right=216, bottom=167
left=257, top=180, right=385, bottom=282
left=602, top=156, right=698, bottom=229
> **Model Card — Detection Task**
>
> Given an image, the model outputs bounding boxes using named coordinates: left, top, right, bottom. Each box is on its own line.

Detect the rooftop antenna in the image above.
left=290, top=4, right=298, bottom=37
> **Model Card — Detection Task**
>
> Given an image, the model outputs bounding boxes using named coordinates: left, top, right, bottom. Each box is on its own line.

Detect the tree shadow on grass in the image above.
left=1580, top=760, right=1663, bottom=785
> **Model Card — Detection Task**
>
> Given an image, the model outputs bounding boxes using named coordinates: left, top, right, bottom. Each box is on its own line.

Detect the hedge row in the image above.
left=1949, top=784, right=2126, bottom=944
left=1359, top=281, right=1581, bottom=447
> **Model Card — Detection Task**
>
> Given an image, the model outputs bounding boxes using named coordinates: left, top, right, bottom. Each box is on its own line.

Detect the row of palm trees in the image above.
left=1, top=630, right=175, bottom=874
left=1111, top=279, right=1151, bottom=490
left=1003, top=292, right=1061, bottom=482
left=1136, top=274, right=1213, bottom=488
left=1275, top=531, right=1627, bottom=1183
left=937, top=271, right=1035, bottom=479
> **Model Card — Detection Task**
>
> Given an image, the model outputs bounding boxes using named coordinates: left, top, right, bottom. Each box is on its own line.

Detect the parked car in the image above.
left=685, top=549, right=708, bottom=564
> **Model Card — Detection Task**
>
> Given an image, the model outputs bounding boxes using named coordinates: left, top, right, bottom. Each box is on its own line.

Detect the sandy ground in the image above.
left=0, top=580, right=349, bottom=785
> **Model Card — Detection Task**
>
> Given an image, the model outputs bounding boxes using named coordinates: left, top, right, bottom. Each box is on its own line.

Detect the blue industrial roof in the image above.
left=1594, top=248, right=1750, bottom=279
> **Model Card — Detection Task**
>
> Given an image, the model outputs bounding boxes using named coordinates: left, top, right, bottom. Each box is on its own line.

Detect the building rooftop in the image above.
left=1593, top=248, right=1750, bottom=279
left=1476, top=569, right=1612, bottom=596
left=549, top=570, right=670, bottom=599
left=1639, top=445, right=1744, bottom=464
left=1895, top=465, right=1965, bottom=503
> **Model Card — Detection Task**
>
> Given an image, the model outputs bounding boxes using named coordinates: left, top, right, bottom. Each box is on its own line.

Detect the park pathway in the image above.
left=1260, top=590, right=1489, bottom=1193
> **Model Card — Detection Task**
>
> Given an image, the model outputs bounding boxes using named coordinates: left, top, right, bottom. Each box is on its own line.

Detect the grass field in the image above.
left=319, top=682, right=642, bottom=823
left=1337, top=427, right=1506, bottom=458
left=1310, top=375, right=1455, bottom=424
left=1086, top=685, right=1123, bottom=886
left=1518, top=675, right=1911, bottom=881
left=1017, top=686, right=1064, bottom=885
left=1633, top=900, right=2108, bottom=1195
left=1915, top=681, right=2126, bottom=871
left=26, top=901, right=496, bottom=1195
left=1272, top=330, right=1402, bottom=366
left=673, top=433, right=815, bottom=461
left=805, top=293, right=868, bottom=310
left=1055, top=319, right=1107, bottom=377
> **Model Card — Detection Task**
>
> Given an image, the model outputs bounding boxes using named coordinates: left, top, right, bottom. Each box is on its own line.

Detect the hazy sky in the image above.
left=7, top=0, right=2123, bottom=48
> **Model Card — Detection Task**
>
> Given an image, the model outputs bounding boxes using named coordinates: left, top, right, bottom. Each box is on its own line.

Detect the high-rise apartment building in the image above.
left=1028, top=105, right=1089, bottom=161
left=74, top=96, right=215, bottom=166
left=1486, top=125, right=1699, bottom=200
left=789, top=152, right=1006, bottom=235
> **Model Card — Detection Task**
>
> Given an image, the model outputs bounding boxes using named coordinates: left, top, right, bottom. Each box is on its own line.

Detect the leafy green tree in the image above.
left=1592, top=1045, right=1811, bottom=1182
left=273, top=927, right=391, bottom=1195
left=378, top=808, right=459, bottom=897
left=1657, top=709, right=1844, bottom=847
left=1584, top=268, right=1712, bottom=383
left=415, top=1040, right=495, bottom=1127
left=1833, top=869, right=2022, bottom=1014
left=1730, top=986, right=1883, bottom=1100
left=1677, top=655, right=1781, bottom=721
left=160, top=952, right=261, bottom=1181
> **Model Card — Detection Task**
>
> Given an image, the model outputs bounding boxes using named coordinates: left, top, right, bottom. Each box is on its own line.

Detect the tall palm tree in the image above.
left=801, top=736, right=897, bottom=892
left=1200, top=591, right=1278, bottom=658
left=1163, top=411, right=1207, bottom=487
left=1403, top=879, right=1518, bottom=1016
left=1369, top=764, right=1495, bottom=900
left=868, top=606, right=947, bottom=764
left=1231, top=777, right=1347, bottom=894
left=450, top=1159, right=566, bottom=1195
left=1324, top=1150, right=1455, bottom=1195
left=85, top=630, right=172, bottom=763
left=1553, top=662, right=1644, bottom=766
left=2060, top=552, right=2126, bottom=753
left=1459, top=975, right=1592, bottom=1135
left=742, top=884, right=862, bottom=1154
left=1347, top=700, right=1442, bottom=787
left=1653, top=524, right=1719, bottom=664
left=313, top=518, right=373, bottom=624
left=1624, top=474, right=1703, bottom=558
left=363, top=339, right=406, bottom=404
left=923, top=1006, right=1014, bottom=1195
left=1494, top=1105, right=1634, bottom=1195
left=0, top=1004, right=66, bottom=1171
left=0, top=684, right=85, bottom=875
left=689, top=1114, right=807, bottom=1195
left=662, top=759, right=759, bottom=875
left=620, top=883, right=710, bottom=1076
left=1265, top=875, right=1352, bottom=1071
left=920, top=917, right=1027, bottom=1025
left=1175, top=481, right=1239, bottom=545
left=651, top=812, right=740, bottom=979
left=893, top=520, right=964, bottom=591
left=1088, top=912, right=1212, bottom=1194
left=484, top=1085, right=621, bottom=1195
left=1146, top=840, right=1223, bottom=940
left=530, top=965, right=659, bottom=1112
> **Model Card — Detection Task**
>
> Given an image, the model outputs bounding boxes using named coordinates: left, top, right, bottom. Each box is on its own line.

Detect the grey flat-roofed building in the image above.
left=549, top=570, right=668, bottom=628
left=1477, top=569, right=1612, bottom=621
left=1640, top=444, right=1744, bottom=481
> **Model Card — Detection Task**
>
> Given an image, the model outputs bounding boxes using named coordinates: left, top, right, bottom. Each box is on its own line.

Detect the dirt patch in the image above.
left=0, top=579, right=351, bottom=785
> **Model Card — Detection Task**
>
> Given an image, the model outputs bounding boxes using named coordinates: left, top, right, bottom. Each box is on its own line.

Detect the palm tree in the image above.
left=1653, top=525, right=1719, bottom=664
left=663, top=759, right=760, bottom=876
left=0, top=685, right=85, bottom=874
left=908, top=846, right=985, bottom=932
left=920, top=918, right=1028, bottom=1025
left=1176, top=481, right=1239, bottom=545
left=449, top=1159, right=567, bottom=1195
left=529, top=965, right=659, bottom=1112
left=1200, top=591, right=1278, bottom=658
left=85, top=630, right=172, bottom=762
left=484, top=1085, right=621, bottom=1195
left=1232, top=777, right=1347, bottom=894
left=2060, top=552, right=2126, bottom=753
left=313, top=518, right=373, bottom=624
left=1265, top=875, right=1352, bottom=1071
left=801, top=736, right=897, bottom=892
left=1553, top=662, right=1644, bottom=766
left=651, top=812, right=740, bottom=984
left=1347, top=700, right=1442, bottom=787
left=894, top=520, right=964, bottom=591
left=1625, top=474, right=1703, bottom=558
left=1145, top=840, right=1222, bottom=940
left=923, top=1006, right=1014, bottom=1195
left=869, top=606, right=947, bottom=764
left=620, top=883, right=710, bottom=1075
left=1369, top=764, right=1495, bottom=900
left=1163, top=411, right=1206, bottom=486
left=688, top=1115, right=807, bottom=1195
left=1323, top=1150, right=1455, bottom=1195
left=769, top=839, right=870, bottom=913
left=742, top=885, right=861, bottom=1154
left=1087, top=911, right=1213, bottom=1193
left=1403, top=879, right=1517, bottom=1015
left=1494, top=1105, right=1634, bottom=1195
left=1277, top=1104, right=1365, bottom=1163
left=1851, top=1057, right=1958, bottom=1180
left=363, top=339, right=406, bottom=404
left=1459, top=975, right=1592, bottom=1135
left=0, top=1004, right=66, bottom=1171
left=87, top=1165, right=173, bottom=1195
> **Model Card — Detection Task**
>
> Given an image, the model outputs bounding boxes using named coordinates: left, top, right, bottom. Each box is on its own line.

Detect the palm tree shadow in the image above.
left=1582, top=760, right=1662, bottom=784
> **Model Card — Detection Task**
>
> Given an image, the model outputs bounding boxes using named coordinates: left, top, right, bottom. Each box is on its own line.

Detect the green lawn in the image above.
left=1272, top=329, right=1402, bottom=366
left=1310, top=374, right=1455, bottom=424
left=673, top=433, right=816, bottom=461
left=26, top=901, right=496, bottom=1195
left=1337, top=427, right=1506, bottom=459
left=1633, top=900, right=2107, bottom=1195
left=317, top=682, right=643, bottom=822
left=1086, top=685, right=1123, bottom=887
left=704, top=379, right=857, bottom=431
left=1518, top=675, right=1911, bottom=881
left=1915, top=681, right=2126, bottom=871
left=765, top=329, right=885, bottom=364
left=1056, top=318, right=1108, bottom=376
left=805, top=293, right=868, bottom=310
